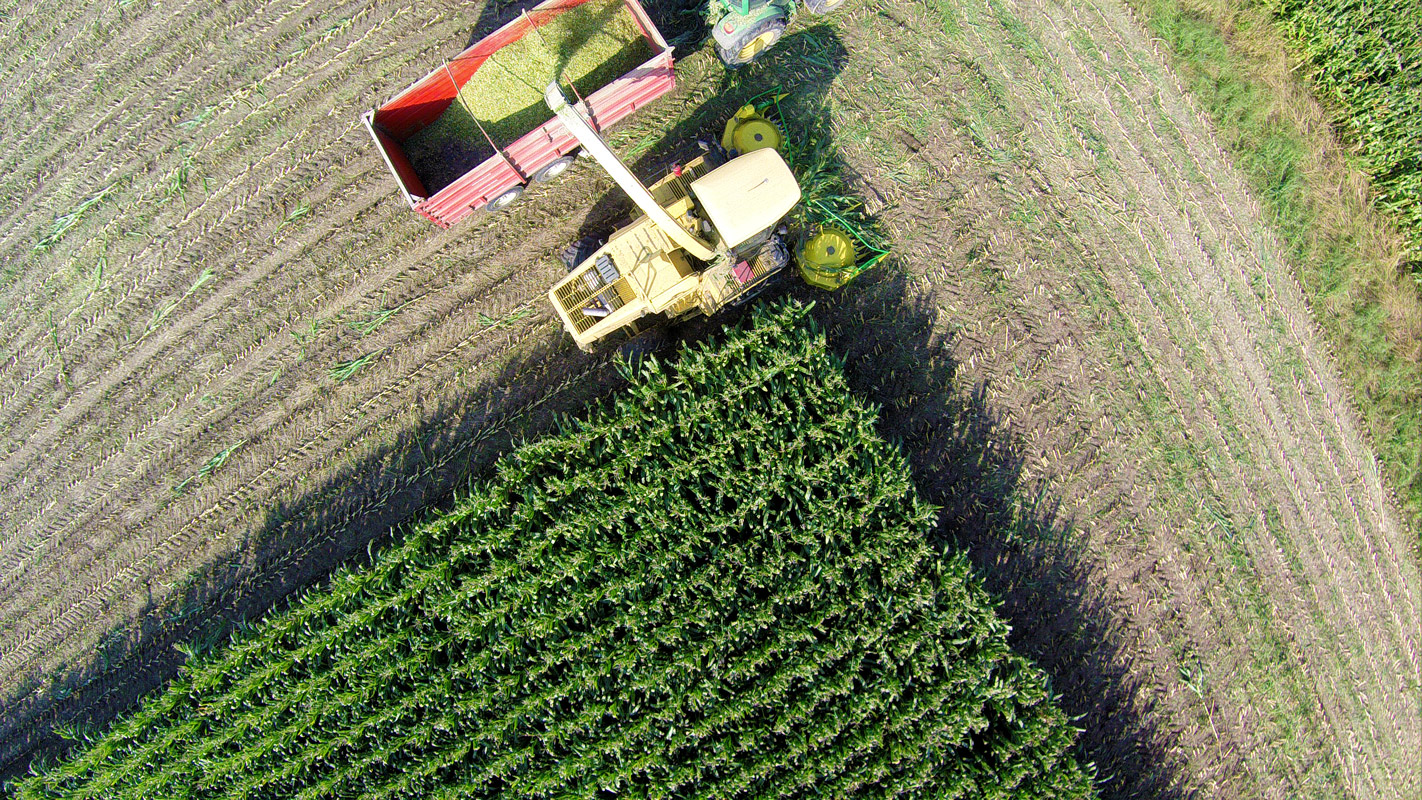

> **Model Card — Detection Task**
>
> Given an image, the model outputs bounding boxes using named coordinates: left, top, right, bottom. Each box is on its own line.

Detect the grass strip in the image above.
left=1127, top=0, right=1422, bottom=535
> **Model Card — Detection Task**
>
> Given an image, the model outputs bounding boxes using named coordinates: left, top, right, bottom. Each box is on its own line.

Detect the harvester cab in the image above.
left=544, top=83, right=801, bottom=352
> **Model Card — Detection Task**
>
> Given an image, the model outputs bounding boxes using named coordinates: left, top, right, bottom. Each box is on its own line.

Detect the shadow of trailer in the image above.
left=362, top=0, right=676, bottom=228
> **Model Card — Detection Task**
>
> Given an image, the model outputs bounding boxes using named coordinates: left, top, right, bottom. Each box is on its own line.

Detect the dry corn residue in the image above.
left=404, top=0, right=655, bottom=193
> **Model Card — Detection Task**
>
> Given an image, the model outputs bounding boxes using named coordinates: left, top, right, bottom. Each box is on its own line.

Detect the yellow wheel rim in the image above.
left=798, top=228, right=858, bottom=290
left=737, top=29, right=780, bottom=61
left=802, top=228, right=857, bottom=270
left=731, top=118, right=782, bottom=153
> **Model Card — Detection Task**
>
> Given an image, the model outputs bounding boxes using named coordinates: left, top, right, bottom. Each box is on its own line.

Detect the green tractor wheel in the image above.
left=798, top=227, right=858, bottom=290
left=716, top=15, right=788, bottom=66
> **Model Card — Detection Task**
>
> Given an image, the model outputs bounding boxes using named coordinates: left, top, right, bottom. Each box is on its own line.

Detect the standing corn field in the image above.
left=1265, top=0, right=1422, bottom=253
left=7, top=301, right=1094, bottom=799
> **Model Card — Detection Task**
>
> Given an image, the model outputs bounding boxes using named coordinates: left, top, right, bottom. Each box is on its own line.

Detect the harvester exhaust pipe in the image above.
left=544, top=83, right=717, bottom=262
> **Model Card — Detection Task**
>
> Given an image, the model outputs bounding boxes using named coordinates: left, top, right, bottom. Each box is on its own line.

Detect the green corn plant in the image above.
left=327, top=349, right=383, bottom=383
left=34, top=183, right=120, bottom=252
left=1266, top=0, right=1422, bottom=253
left=16, top=302, right=1095, bottom=800
left=172, top=439, right=245, bottom=494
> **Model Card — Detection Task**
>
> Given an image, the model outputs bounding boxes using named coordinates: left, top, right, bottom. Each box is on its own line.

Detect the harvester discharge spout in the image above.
left=544, top=83, right=717, bottom=262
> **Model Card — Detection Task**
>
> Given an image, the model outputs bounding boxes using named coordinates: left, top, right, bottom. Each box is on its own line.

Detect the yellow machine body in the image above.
left=549, top=149, right=801, bottom=351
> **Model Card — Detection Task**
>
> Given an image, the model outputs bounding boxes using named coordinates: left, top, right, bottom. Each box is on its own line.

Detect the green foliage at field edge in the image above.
left=1130, top=0, right=1422, bottom=535
left=1264, top=0, right=1422, bottom=255
left=8, top=301, right=1095, bottom=800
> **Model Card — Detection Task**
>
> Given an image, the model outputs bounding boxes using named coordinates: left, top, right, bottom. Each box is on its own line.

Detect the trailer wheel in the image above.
left=802, top=0, right=847, bottom=13
left=483, top=185, right=525, bottom=212
left=716, top=15, right=788, bottom=67
left=532, top=155, right=576, bottom=183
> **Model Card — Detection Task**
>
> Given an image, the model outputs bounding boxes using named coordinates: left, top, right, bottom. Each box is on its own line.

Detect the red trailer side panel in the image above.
left=367, top=0, right=674, bottom=228
left=414, top=53, right=675, bottom=227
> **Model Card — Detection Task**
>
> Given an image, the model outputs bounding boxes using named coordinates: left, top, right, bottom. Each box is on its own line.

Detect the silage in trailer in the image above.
left=13, top=301, right=1095, bottom=800
left=403, top=0, right=654, bottom=191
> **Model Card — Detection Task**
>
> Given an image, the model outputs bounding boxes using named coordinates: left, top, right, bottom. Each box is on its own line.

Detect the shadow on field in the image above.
left=0, top=24, right=845, bottom=788
left=0, top=330, right=634, bottom=784
left=2, top=22, right=1176, bottom=800
left=803, top=267, right=1186, bottom=800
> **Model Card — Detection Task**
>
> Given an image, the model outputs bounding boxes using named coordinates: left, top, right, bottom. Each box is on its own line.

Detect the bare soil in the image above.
left=0, top=0, right=1416, bottom=797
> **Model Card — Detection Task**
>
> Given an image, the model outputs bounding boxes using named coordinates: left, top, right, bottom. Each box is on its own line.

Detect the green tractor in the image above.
left=709, top=0, right=847, bottom=66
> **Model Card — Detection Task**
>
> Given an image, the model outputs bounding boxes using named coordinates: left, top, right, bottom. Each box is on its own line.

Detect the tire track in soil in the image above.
left=921, top=14, right=1290, bottom=795
left=1085, top=0, right=1422, bottom=665
left=0, top=12, right=437, bottom=431
left=0, top=5, right=439, bottom=498
left=0, top=186, right=449, bottom=648
left=0, top=3, right=537, bottom=534
left=0, top=1, right=427, bottom=393
left=0, top=126, right=389, bottom=550
left=884, top=0, right=1421, bottom=795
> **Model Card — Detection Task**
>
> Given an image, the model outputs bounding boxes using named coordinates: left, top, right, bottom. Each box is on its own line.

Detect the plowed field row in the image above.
left=1, top=0, right=1416, bottom=797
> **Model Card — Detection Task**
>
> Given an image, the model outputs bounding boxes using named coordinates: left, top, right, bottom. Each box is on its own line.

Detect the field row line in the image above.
left=0, top=112, right=377, bottom=483
left=0, top=0, right=408, bottom=335
left=0, top=0, right=426, bottom=417
left=0, top=167, right=406, bottom=606
left=1053, top=0, right=1411, bottom=704
left=0, top=130, right=360, bottom=519
left=0, top=0, right=261, bottom=240
left=0, top=229, right=555, bottom=652
left=1069, top=0, right=1420, bottom=672
left=0, top=0, right=410, bottom=347
left=0, top=313, right=607, bottom=772
left=0, top=0, right=330, bottom=207
left=953, top=0, right=1365, bottom=789
left=0, top=290, right=553, bottom=683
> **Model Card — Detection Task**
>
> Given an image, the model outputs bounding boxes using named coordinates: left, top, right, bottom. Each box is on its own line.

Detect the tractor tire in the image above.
left=559, top=235, right=605, bottom=272
left=802, top=0, right=847, bottom=13
left=616, top=326, right=668, bottom=366
left=483, top=184, right=525, bottom=213
left=716, top=15, right=788, bottom=67
left=532, top=155, right=576, bottom=183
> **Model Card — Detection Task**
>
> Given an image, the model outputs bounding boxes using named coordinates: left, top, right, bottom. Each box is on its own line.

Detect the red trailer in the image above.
left=363, top=0, right=675, bottom=228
